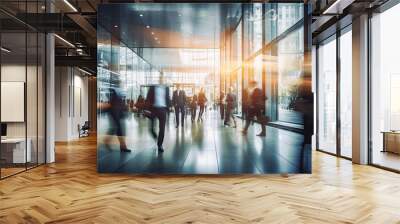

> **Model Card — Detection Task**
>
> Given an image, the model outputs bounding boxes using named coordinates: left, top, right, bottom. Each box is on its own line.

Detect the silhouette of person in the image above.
left=104, top=87, right=131, bottom=152
left=172, top=85, right=186, bottom=128
left=242, top=88, right=249, bottom=121
left=293, top=81, right=313, bottom=151
left=224, top=86, right=237, bottom=128
left=197, top=88, right=207, bottom=122
left=242, top=80, right=267, bottom=137
left=190, top=94, right=198, bottom=122
left=219, top=91, right=225, bottom=121
left=135, top=94, right=145, bottom=116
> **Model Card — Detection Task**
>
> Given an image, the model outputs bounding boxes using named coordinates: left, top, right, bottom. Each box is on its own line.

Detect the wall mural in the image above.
left=97, top=3, right=313, bottom=174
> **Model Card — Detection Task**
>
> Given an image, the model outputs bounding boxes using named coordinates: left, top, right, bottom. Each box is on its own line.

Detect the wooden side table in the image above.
left=382, top=131, right=400, bottom=154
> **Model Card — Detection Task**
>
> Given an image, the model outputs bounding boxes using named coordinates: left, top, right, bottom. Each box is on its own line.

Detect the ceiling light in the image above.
left=114, top=25, right=118, bottom=28
left=151, top=32, right=154, bottom=35
left=140, top=14, right=143, bottom=17
left=146, top=25, right=150, bottom=29
left=54, top=34, right=75, bottom=48
left=63, top=0, right=78, bottom=12
left=1, top=47, right=11, bottom=53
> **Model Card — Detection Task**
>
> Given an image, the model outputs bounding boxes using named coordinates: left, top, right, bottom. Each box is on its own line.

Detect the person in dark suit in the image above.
left=197, top=88, right=207, bottom=122
left=224, top=86, right=237, bottom=128
left=172, top=85, right=186, bottom=128
left=146, top=85, right=171, bottom=152
left=242, top=80, right=267, bottom=137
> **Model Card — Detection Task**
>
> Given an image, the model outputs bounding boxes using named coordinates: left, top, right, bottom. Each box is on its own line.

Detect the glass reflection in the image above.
left=277, top=28, right=304, bottom=124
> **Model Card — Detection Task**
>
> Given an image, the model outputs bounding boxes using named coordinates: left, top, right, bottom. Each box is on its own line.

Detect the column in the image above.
left=352, top=14, right=369, bottom=164
left=46, top=32, right=55, bottom=163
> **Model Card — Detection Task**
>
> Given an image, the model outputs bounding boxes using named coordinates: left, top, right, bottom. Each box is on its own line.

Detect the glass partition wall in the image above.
left=0, top=5, right=46, bottom=179
left=317, top=36, right=337, bottom=155
left=97, top=25, right=162, bottom=163
left=370, top=2, right=400, bottom=171
left=339, top=27, right=352, bottom=158
left=277, top=27, right=304, bottom=124
left=220, top=3, right=309, bottom=128
left=316, top=26, right=352, bottom=158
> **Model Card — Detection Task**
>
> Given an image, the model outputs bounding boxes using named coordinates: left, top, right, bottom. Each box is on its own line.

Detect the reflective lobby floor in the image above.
left=97, top=110, right=310, bottom=174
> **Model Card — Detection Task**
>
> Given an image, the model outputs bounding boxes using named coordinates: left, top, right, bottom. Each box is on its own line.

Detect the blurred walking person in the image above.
left=224, top=86, right=237, bottom=128
left=135, top=94, right=145, bottom=116
left=293, top=82, right=313, bottom=151
left=101, top=87, right=131, bottom=152
left=242, top=89, right=249, bottom=121
left=190, top=94, right=198, bottom=122
left=219, top=91, right=225, bottom=121
left=197, top=88, right=207, bottom=122
left=146, top=85, right=170, bottom=152
left=242, top=80, right=267, bottom=137
left=172, top=85, right=186, bottom=128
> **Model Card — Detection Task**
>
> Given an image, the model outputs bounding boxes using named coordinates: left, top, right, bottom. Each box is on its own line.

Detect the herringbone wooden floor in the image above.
left=1, top=136, right=400, bottom=224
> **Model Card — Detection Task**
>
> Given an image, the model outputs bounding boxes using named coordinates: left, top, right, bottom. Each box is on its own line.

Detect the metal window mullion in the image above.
left=261, top=3, right=266, bottom=114
left=367, top=12, right=373, bottom=165
left=241, top=5, right=245, bottom=116
left=336, top=29, right=341, bottom=157
left=36, top=7, right=39, bottom=167
left=316, top=44, right=320, bottom=150
left=25, top=0, right=28, bottom=171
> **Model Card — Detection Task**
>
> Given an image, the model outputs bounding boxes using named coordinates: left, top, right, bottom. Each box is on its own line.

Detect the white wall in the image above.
left=72, top=73, right=89, bottom=138
left=55, top=66, right=72, bottom=141
left=55, top=66, right=89, bottom=141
